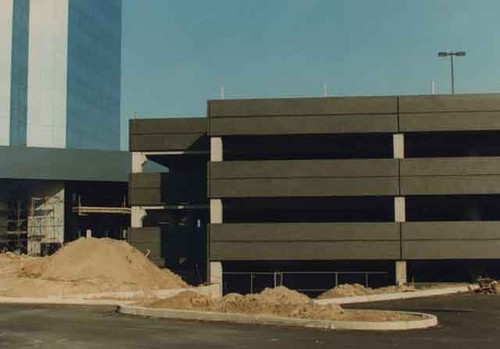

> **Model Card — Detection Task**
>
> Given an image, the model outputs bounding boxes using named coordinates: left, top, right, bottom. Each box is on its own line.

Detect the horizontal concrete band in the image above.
left=129, top=173, right=207, bottom=205
left=399, top=94, right=500, bottom=113
left=207, top=94, right=500, bottom=135
left=129, top=118, right=208, bottom=152
left=0, top=146, right=130, bottom=182
left=128, top=227, right=162, bottom=242
left=130, top=134, right=208, bottom=152
left=209, top=115, right=398, bottom=135
left=210, top=222, right=500, bottom=260
left=209, top=96, right=399, bottom=117
left=209, top=157, right=500, bottom=179
left=210, top=223, right=400, bottom=241
left=206, top=157, right=500, bottom=197
left=399, top=111, right=500, bottom=132
left=210, top=241, right=401, bottom=260
left=209, top=176, right=500, bottom=197
left=401, top=175, right=500, bottom=195
left=209, top=94, right=500, bottom=117
left=130, top=118, right=207, bottom=134
left=129, top=95, right=500, bottom=147
left=209, top=159, right=399, bottom=179
left=209, top=178, right=399, bottom=198
left=210, top=223, right=401, bottom=260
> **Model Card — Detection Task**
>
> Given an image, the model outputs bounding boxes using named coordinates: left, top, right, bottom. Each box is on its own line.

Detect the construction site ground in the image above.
left=0, top=293, right=499, bottom=349
left=0, top=238, right=446, bottom=324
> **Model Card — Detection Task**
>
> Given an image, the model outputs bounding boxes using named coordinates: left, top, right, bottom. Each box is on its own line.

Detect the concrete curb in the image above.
left=117, top=305, right=438, bottom=331
left=0, top=296, right=126, bottom=306
left=0, top=285, right=220, bottom=306
left=315, top=284, right=478, bottom=305
left=70, top=284, right=220, bottom=300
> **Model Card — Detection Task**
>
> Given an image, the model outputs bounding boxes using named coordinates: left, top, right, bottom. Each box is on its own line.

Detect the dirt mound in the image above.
left=317, top=284, right=415, bottom=299
left=145, top=287, right=419, bottom=322
left=20, top=237, right=187, bottom=289
left=1, top=238, right=189, bottom=297
left=146, top=287, right=345, bottom=320
left=373, top=285, right=415, bottom=294
left=148, top=291, right=212, bottom=310
left=258, top=286, right=310, bottom=304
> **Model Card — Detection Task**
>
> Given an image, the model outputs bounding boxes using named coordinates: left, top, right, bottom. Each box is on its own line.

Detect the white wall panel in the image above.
left=27, top=0, right=69, bottom=148
left=0, top=0, right=13, bottom=145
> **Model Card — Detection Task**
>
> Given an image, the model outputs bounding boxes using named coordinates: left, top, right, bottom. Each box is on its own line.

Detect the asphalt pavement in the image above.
left=0, top=293, right=498, bottom=348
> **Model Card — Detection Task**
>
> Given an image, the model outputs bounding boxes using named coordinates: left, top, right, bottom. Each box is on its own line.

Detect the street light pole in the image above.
left=438, top=51, right=466, bottom=94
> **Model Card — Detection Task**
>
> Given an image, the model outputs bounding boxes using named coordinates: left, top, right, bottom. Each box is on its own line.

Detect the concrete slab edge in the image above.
left=69, top=284, right=220, bottom=300
left=0, top=296, right=125, bottom=306
left=0, top=285, right=221, bottom=306
left=117, top=305, right=438, bottom=331
left=315, top=284, right=479, bottom=305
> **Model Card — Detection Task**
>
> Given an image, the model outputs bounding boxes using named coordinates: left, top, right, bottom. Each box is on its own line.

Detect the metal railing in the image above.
left=223, top=270, right=389, bottom=295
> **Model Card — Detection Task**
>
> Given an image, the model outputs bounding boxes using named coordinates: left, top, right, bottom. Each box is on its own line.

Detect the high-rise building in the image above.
left=0, top=0, right=127, bottom=256
left=0, top=0, right=122, bottom=149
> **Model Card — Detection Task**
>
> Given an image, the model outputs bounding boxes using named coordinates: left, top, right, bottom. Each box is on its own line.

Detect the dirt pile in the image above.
left=317, top=283, right=415, bottom=299
left=0, top=237, right=188, bottom=297
left=145, top=286, right=417, bottom=322
left=147, top=286, right=344, bottom=320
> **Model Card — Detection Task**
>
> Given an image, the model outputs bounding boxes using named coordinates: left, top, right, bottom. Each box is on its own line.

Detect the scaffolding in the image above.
left=72, top=195, right=130, bottom=216
left=0, top=200, right=28, bottom=253
left=27, top=196, right=64, bottom=256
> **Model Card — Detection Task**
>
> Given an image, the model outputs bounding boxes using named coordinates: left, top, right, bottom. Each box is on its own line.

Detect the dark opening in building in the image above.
left=224, top=134, right=393, bottom=161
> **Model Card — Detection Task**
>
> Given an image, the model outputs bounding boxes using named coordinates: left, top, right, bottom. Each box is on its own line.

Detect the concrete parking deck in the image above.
left=0, top=293, right=498, bottom=348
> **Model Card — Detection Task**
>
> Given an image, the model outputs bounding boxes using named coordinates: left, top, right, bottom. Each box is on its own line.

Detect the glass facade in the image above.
left=1, top=0, right=121, bottom=149
left=9, top=0, right=29, bottom=146
left=66, top=0, right=122, bottom=150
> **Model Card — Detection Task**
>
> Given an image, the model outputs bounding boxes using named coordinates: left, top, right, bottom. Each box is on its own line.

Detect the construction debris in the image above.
left=476, top=278, right=500, bottom=294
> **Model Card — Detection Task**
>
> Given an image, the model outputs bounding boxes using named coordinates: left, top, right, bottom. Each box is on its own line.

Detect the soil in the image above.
left=144, top=286, right=418, bottom=322
left=317, top=283, right=416, bottom=299
left=0, top=238, right=188, bottom=297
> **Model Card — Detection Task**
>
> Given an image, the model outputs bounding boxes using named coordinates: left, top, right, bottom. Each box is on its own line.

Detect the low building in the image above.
left=130, top=93, right=500, bottom=294
left=0, top=146, right=130, bottom=255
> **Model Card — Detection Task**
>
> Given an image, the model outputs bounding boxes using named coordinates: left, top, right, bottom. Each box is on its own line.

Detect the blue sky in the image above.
left=121, top=0, right=500, bottom=149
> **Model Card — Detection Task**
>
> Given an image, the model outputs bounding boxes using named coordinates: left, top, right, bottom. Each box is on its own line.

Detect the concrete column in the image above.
left=210, top=199, right=223, bottom=224
left=209, top=261, right=223, bottom=298
left=210, top=137, right=223, bottom=162
left=394, top=197, right=406, bottom=223
left=394, top=133, right=406, bottom=286
left=395, top=260, right=407, bottom=285
left=210, top=137, right=223, bottom=294
left=131, top=206, right=147, bottom=228
left=132, top=152, right=147, bottom=173
left=393, top=133, right=404, bottom=159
